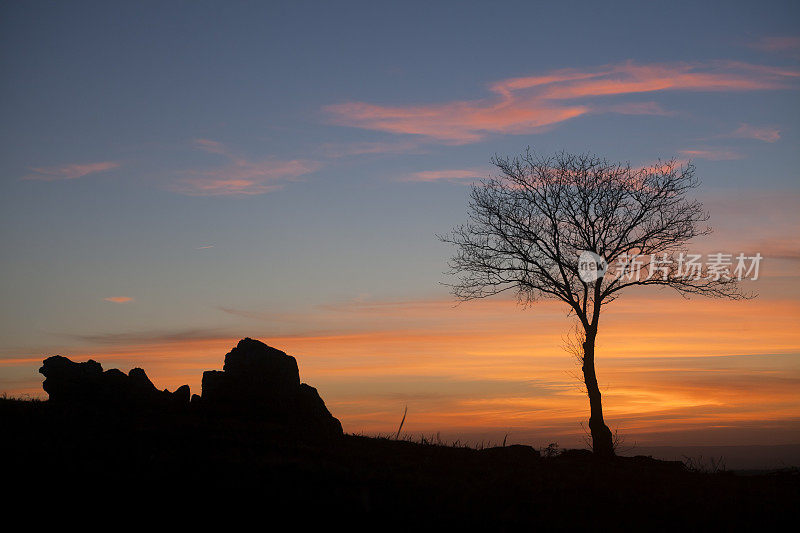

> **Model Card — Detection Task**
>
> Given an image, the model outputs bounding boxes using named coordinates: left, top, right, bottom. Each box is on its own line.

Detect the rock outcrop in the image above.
left=39, top=355, right=187, bottom=408
left=199, top=337, right=343, bottom=439
left=38, top=337, right=343, bottom=440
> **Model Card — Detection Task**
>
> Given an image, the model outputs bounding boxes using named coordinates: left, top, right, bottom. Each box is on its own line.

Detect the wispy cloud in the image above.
left=595, top=101, right=671, bottom=116
left=24, top=161, right=120, bottom=181
left=748, top=36, right=800, bottom=54
left=728, top=123, right=781, bottom=143
left=103, top=296, right=134, bottom=303
left=320, top=140, right=425, bottom=158
left=60, top=327, right=226, bottom=345
left=193, top=138, right=227, bottom=154
left=402, top=169, right=485, bottom=183
left=6, top=293, right=799, bottom=444
left=702, top=190, right=800, bottom=268
left=325, top=61, right=799, bottom=144
left=679, top=148, right=743, bottom=161
left=171, top=139, right=320, bottom=196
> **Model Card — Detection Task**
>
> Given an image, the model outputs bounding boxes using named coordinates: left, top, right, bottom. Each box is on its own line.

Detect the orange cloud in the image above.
left=24, top=161, right=120, bottom=181
left=103, top=296, right=133, bottom=303
left=171, top=139, right=320, bottom=196
left=4, top=292, right=798, bottom=446
left=325, top=61, right=799, bottom=144
left=325, top=100, right=586, bottom=144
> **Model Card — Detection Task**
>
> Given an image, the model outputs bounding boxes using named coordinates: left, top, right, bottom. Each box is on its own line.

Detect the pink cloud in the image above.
left=24, top=161, right=120, bottom=181
left=104, top=296, right=133, bottom=303
left=403, top=169, right=485, bottom=183
left=729, top=124, right=781, bottom=143
left=325, top=61, right=799, bottom=144
left=193, top=138, right=227, bottom=154
left=678, top=149, right=743, bottom=161
left=172, top=140, right=320, bottom=196
left=325, top=100, right=586, bottom=145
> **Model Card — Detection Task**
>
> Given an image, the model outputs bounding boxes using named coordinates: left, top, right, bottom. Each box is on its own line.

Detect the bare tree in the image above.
left=440, top=150, right=747, bottom=457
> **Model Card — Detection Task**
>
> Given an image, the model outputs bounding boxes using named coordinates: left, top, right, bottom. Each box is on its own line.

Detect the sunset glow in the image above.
left=1, top=1, right=798, bottom=454
left=4, top=291, right=798, bottom=446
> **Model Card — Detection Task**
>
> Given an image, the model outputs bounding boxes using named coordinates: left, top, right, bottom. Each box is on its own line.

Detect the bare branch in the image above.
left=439, top=149, right=749, bottom=330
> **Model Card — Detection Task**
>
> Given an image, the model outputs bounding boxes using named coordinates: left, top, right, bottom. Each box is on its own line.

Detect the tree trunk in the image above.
left=582, top=330, right=614, bottom=457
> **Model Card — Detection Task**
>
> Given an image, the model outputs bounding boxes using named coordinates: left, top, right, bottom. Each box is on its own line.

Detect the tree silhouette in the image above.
left=440, top=150, right=747, bottom=456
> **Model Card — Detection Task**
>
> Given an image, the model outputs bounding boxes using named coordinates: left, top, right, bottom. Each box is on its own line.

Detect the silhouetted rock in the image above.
left=224, top=337, right=300, bottom=387
left=37, top=337, right=342, bottom=441
left=173, top=384, right=191, bottom=405
left=39, top=355, right=103, bottom=403
left=39, top=355, right=189, bottom=409
left=200, top=338, right=343, bottom=439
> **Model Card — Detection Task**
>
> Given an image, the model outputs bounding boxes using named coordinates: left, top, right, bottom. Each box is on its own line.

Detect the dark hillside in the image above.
left=2, top=340, right=797, bottom=529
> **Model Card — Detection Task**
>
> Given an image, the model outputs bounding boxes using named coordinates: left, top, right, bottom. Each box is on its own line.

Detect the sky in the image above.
left=1, top=1, right=799, bottom=450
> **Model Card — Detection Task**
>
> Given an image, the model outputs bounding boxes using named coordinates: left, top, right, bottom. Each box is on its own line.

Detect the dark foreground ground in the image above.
left=2, top=398, right=797, bottom=530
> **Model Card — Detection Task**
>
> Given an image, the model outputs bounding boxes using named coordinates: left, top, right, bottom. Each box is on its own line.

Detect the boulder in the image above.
left=223, top=338, right=300, bottom=387
left=200, top=338, right=343, bottom=439
left=39, top=355, right=189, bottom=408
left=39, top=355, right=103, bottom=403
